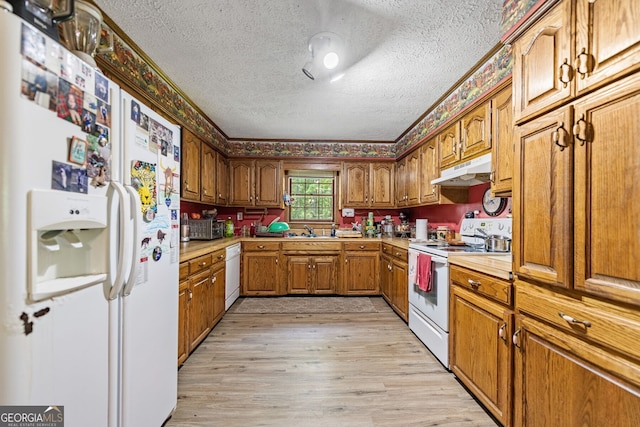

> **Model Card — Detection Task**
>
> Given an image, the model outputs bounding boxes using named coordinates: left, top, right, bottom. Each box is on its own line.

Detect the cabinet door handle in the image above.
left=575, top=47, right=591, bottom=78
left=187, top=289, right=193, bottom=301
left=212, top=275, right=217, bottom=284
left=308, top=264, right=311, bottom=269
left=467, top=278, right=481, bottom=288
left=559, top=58, right=573, bottom=87
left=552, top=122, right=570, bottom=151
left=558, top=311, right=592, bottom=328
left=345, top=259, right=348, bottom=264
left=275, top=258, right=278, bottom=264
left=498, top=323, right=507, bottom=343
left=573, top=114, right=588, bottom=146
left=512, top=328, right=521, bottom=348
left=388, top=264, right=392, bottom=271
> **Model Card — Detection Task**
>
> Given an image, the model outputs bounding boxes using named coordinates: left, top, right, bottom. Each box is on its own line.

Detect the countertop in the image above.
left=447, top=253, right=513, bottom=281
left=179, top=236, right=411, bottom=263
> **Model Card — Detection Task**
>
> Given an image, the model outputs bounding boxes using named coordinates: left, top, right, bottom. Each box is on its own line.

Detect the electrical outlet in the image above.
left=342, top=208, right=354, bottom=217
left=237, top=212, right=243, bottom=221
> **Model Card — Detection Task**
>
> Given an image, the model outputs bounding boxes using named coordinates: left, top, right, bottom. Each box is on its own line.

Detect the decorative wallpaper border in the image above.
left=95, top=1, right=537, bottom=160
left=395, top=44, right=512, bottom=156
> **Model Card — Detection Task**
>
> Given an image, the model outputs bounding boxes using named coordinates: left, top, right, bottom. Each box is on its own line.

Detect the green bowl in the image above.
left=268, top=222, right=290, bottom=232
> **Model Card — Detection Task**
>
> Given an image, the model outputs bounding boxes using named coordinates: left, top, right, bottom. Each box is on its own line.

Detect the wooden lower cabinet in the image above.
left=286, top=255, right=338, bottom=294
left=513, top=281, right=640, bottom=426
left=178, top=249, right=226, bottom=366
left=381, top=243, right=408, bottom=322
left=450, top=285, right=513, bottom=426
left=241, top=241, right=282, bottom=296
left=342, top=241, right=380, bottom=295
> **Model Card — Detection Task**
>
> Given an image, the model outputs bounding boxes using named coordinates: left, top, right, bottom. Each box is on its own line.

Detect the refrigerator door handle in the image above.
left=122, top=185, right=142, bottom=296
left=108, top=181, right=132, bottom=300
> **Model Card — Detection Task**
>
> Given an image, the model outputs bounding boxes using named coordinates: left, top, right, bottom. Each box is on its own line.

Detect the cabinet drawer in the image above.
left=343, top=241, right=380, bottom=251
left=179, top=262, right=190, bottom=280
left=281, top=241, right=341, bottom=252
left=450, top=265, right=512, bottom=305
left=189, top=254, right=213, bottom=274
left=516, top=280, right=640, bottom=363
left=211, top=248, right=226, bottom=265
left=382, top=243, right=408, bottom=262
left=243, top=241, right=280, bottom=252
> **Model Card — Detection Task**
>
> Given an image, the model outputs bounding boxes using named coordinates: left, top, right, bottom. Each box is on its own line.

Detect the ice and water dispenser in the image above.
left=29, top=189, right=109, bottom=302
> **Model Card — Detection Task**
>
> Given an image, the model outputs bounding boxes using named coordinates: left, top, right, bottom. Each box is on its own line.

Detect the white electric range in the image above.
left=407, top=218, right=512, bottom=368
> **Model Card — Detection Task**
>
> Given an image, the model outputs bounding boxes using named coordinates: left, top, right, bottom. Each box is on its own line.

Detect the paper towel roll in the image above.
left=415, top=219, right=428, bottom=241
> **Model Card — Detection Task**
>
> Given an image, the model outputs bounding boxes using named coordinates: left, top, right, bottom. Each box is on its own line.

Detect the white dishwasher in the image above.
left=225, top=243, right=241, bottom=310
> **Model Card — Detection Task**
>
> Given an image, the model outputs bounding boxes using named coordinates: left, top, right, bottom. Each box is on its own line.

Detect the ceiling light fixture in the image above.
left=302, top=31, right=344, bottom=80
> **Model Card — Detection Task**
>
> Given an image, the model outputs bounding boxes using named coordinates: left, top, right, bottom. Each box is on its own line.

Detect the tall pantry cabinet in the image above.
left=510, top=0, right=640, bottom=425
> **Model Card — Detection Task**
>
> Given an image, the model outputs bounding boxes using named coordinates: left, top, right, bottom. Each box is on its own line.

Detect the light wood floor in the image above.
left=165, top=297, right=498, bottom=427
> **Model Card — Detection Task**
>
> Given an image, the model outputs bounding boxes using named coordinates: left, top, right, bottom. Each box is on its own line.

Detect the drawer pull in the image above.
left=467, top=278, right=481, bottom=288
left=258, top=245, right=265, bottom=249
left=198, top=261, right=207, bottom=267
left=218, top=254, right=225, bottom=260
left=558, top=312, right=591, bottom=328
left=359, top=245, right=365, bottom=249
left=498, top=323, right=507, bottom=343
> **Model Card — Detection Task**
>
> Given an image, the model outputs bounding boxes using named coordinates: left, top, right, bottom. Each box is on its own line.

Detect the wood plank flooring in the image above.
left=165, top=297, right=498, bottom=427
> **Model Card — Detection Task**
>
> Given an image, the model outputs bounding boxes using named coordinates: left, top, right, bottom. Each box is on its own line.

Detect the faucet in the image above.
left=303, top=225, right=316, bottom=237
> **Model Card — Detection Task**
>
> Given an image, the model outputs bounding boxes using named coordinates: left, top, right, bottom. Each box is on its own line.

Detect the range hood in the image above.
left=431, top=153, right=492, bottom=187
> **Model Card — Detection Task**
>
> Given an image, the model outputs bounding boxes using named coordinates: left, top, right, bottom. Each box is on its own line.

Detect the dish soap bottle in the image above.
left=225, top=217, right=234, bottom=237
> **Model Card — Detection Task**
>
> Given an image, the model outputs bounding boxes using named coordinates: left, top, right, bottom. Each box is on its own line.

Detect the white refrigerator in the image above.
left=0, top=9, right=180, bottom=427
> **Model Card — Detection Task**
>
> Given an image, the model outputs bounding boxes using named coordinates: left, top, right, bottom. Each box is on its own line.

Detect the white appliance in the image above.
left=0, top=10, right=180, bottom=427
left=225, top=242, right=241, bottom=310
left=408, top=217, right=512, bottom=368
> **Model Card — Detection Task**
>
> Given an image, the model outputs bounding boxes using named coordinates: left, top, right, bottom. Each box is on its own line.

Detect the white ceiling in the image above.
left=93, top=0, right=503, bottom=142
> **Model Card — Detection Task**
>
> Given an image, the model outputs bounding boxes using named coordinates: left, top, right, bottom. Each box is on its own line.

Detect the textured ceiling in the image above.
left=93, top=0, right=503, bottom=142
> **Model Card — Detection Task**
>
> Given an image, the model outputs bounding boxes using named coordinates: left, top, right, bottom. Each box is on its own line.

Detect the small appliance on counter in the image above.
left=188, top=218, right=225, bottom=240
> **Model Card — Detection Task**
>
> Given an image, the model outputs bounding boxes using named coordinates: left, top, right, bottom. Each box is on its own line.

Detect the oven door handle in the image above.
left=408, top=249, right=448, bottom=266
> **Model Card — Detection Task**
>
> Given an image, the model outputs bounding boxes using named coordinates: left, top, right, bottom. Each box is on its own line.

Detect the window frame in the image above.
left=285, top=171, right=339, bottom=225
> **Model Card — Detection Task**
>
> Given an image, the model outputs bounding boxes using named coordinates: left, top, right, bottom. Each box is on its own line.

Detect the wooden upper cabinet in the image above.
left=215, top=152, right=228, bottom=205
left=255, top=160, right=281, bottom=206
left=200, top=142, right=216, bottom=204
left=229, top=159, right=282, bottom=207
left=513, top=106, right=574, bottom=289
left=342, top=162, right=394, bottom=208
left=512, top=0, right=572, bottom=124
left=438, top=121, right=461, bottom=169
left=419, top=137, right=439, bottom=204
left=460, top=101, right=491, bottom=161
left=395, top=158, right=407, bottom=206
left=342, top=162, right=368, bottom=207
left=369, top=162, right=395, bottom=207
left=491, top=85, right=514, bottom=196
left=404, top=151, right=420, bottom=206
left=181, top=128, right=201, bottom=201
left=228, top=159, right=254, bottom=206
left=575, top=0, right=640, bottom=95
left=572, top=74, right=640, bottom=305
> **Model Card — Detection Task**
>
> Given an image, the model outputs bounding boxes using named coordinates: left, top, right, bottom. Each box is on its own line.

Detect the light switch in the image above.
left=237, top=212, right=243, bottom=221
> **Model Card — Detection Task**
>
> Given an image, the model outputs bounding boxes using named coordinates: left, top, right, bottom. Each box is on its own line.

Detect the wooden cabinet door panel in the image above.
left=229, top=160, right=253, bottom=206
left=575, top=0, right=640, bottom=95
left=513, top=0, right=572, bottom=123
left=343, top=253, right=379, bottom=294
left=178, top=279, right=189, bottom=366
left=313, top=256, right=337, bottom=294
left=438, top=121, right=461, bottom=168
left=419, top=138, right=439, bottom=204
left=343, top=162, right=368, bottom=207
left=450, top=286, right=512, bottom=426
left=381, top=255, right=393, bottom=304
left=573, top=75, right=640, bottom=304
left=370, top=162, right=395, bottom=207
left=404, top=151, right=420, bottom=206
left=215, top=153, right=228, bottom=205
left=181, top=129, right=201, bottom=201
left=392, top=259, right=408, bottom=322
left=513, top=107, right=573, bottom=288
left=513, top=315, right=640, bottom=427
left=242, top=253, right=280, bottom=295
left=460, top=102, right=491, bottom=160
left=200, top=143, right=216, bottom=204
left=395, top=158, right=407, bottom=206
left=211, top=263, right=226, bottom=324
left=287, top=256, right=310, bottom=294
left=255, top=160, right=281, bottom=207
left=189, top=269, right=211, bottom=351
left=491, top=85, right=514, bottom=195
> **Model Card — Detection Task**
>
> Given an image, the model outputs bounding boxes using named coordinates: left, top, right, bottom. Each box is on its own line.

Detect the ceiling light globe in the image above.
left=323, top=52, right=339, bottom=69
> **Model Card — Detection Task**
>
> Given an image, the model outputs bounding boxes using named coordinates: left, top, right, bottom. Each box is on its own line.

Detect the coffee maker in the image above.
left=3, top=0, right=75, bottom=41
